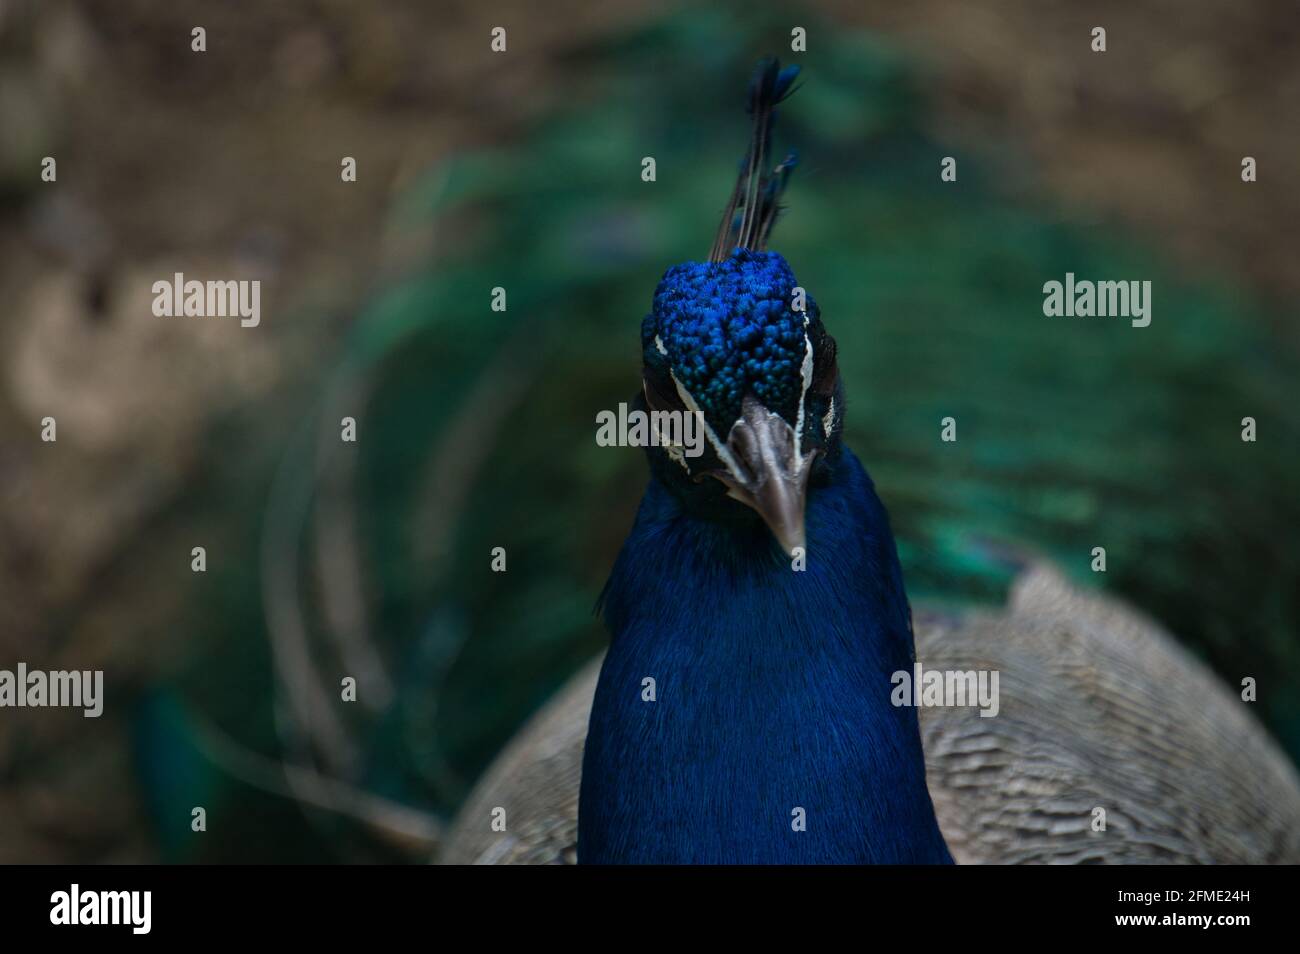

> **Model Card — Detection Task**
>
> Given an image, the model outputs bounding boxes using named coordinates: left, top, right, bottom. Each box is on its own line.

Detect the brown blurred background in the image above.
left=1, top=0, right=1296, bottom=862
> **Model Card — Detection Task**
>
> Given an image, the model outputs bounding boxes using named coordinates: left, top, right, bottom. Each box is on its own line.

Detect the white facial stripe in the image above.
left=663, top=442, right=689, bottom=471
left=644, top=381, right=693, bottom=474
left=822, top=395, right=835, bottom=437
left=793, top=329, right=813, bottom=468
left=654, top=335, right=668, bottom=356
left=670, top=371, right=747, bottom=479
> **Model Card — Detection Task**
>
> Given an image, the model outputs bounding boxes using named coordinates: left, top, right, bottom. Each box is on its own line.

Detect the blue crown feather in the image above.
left=643, top=249, right=818, bottom=430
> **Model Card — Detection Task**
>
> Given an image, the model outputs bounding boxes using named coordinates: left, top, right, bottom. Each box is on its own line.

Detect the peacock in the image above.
left=575, top=59, right=956, bottom=864
left=437, top=56, right=1300, bottom=865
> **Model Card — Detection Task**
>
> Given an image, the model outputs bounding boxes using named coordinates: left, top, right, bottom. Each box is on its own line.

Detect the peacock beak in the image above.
left=708, top=394, right=815, bottom=557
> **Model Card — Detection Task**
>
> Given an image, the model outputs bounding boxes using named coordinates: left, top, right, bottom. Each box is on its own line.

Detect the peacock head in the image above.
left=636, top=59, right=842, bottom=556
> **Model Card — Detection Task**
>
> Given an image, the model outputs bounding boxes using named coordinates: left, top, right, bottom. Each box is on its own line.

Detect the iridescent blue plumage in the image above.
left=578, top=57, right=952, bottom=864
left=580, top=451, right=953, bottom=863
left=645, top=250, right=818, bottom=431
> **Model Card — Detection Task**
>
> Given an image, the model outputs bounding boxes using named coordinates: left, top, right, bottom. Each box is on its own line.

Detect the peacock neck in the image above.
left=579, top=448, right=953, bottom=864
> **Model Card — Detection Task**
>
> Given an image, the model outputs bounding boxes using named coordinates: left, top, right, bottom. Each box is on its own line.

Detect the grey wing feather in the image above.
left=922, top=563, right=1300, bottom=864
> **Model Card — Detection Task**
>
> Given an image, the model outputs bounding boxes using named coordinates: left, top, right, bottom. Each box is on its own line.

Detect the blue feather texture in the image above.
left=579, top=448, right=954, bottom=864
left=645, top=249, right=816, bottom=431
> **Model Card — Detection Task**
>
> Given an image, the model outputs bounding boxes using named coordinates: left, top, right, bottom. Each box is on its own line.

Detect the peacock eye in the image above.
left=642, top=367, right=687, bottom=414
left=810, top=333, right=839, bottom=398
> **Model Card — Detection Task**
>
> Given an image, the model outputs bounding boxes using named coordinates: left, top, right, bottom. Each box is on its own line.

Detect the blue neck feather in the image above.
left=579, top=448, right=953, bottom=864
